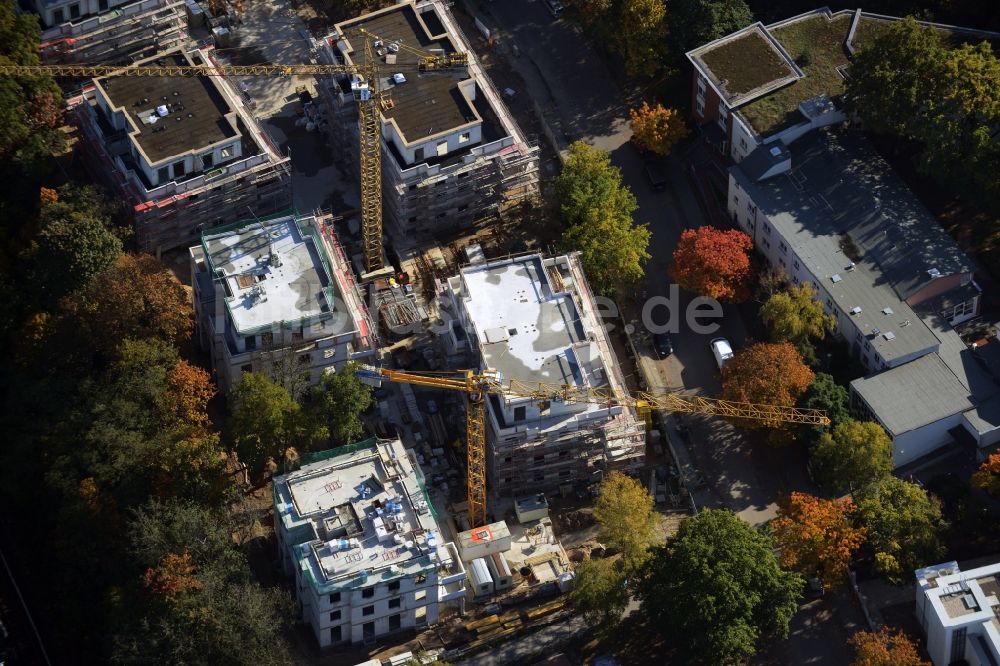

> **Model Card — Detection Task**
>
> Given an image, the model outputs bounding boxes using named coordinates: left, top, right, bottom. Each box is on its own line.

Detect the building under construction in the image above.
left=313, top=0, right=540, bottom=237
left=442, top=253, right=645, bottom=496
left=72, top=47, right=292, bottom=255
left=34, top=0, right=187, bottom=65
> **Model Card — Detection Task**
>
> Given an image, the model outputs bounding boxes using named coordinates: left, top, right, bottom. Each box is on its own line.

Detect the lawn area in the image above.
left=697, top=28, right=796, bottom=101
left=740, top=13, right=852, bottom=136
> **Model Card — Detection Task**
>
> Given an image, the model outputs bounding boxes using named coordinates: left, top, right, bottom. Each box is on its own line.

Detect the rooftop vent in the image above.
left=882, top=307, right=894, bottom=315
left=831, top=274, right=843, bottom=283
left=928, top=267, right=941, bottom=278
left=156, top=104, right=168, bottom=117
left=846, top=262, right=856, bottom=272
left=769, top=146, right=782, bottom=157
left=850, top=306, right=862, bottom=315
left=392, top=73, right=406, bottom=85
left=883, top=331, right=896, bottom=341
left=872, top=328, right=881, bottom=336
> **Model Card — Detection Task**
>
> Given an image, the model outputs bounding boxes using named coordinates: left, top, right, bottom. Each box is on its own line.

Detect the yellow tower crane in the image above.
left=0, top=29, right=467, bottom=273
left=356, top=365, right=830, bottom=528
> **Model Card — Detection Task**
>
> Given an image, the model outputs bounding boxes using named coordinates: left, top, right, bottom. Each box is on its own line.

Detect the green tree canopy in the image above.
left=855, top=477, right=947, bottom=583
left=229, top=371, right=319, bottom=476
left=637, top=509, right=803, bottom=663
left=593, top=471, right=658, bottom=572
left=26, top=185, right=123, bottom=301
left=666, top=0, right=755, bottom=58
left=568, top=557, right=629, bottom=629
left=556, top=142, right=650, bottom=296
left=306, top=361, right=372, bottom=447
left=798, top=372, right=850, bottom=446
left=810, top=419, right=893, bottom=493
left=760, top=282, right=835, bottom=365
left=570, top=0, right=669, bottom=78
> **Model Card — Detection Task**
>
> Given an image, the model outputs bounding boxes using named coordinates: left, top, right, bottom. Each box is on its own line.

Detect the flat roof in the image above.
left=687, top=23, right=801, bottom=108
left=336, top=3, right=479, bottom=144
left=851, top=353, right=974, bottom=435
left=273, top=439, right=453, bottom=593
left=97, top=51, right=237, bottom=164
left=201, top=215, right=339, bottom=334
left=457, top=255, right=605, bottom=387
left=731, top=129, right=973, bottom=363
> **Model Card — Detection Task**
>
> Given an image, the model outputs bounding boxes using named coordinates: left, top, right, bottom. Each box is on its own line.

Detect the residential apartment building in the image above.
left=441, top=253, right=645, bottom=497
left=686, top=8, right=1000, bottom=163
left=313, top=1, right=539, bottom=237
left=189, top=213, right=377, bottom=394
left=34, top=0, right=187, bottom=65
left=272, top=438, right=466, bottom=647
left=915, top=560, right=1000, bottom=666
left=728, top=127, right=1000, bottom=466
left=73, top=48, right=292, bottom=255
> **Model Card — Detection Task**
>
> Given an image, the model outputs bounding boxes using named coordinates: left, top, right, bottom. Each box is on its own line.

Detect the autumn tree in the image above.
left=569, top=557, right=629, bottom=630
left=760, top=282, right=835, bottom=365
left=849, top=628, right=929, bottom=666
left=720, top=342, right=814, bottom=429
left=593, top=471, right=658, bottom=572
left=556, top=142, right=650, bottom=296
left=669, top=226, right=753, bottom=301
left=638, top=509, right=802, bottom=663
left=569, top=0, right=669, bottom=78
left=629, top=102, right=690, bottom=156
left=164, top=361, right=216, bottom=429
left=855, top=477, right=947, bottom=583
left=666, top=0, right=755, bottom=58
left=772, top=492, right=866, bottom=589
left=972, top=452, right=1000, bottom=498
left=63, top=253, right=193, bottom=357
left=809, top=419, right=893, bottom=493
left=306, top=361, right=372, bottom=447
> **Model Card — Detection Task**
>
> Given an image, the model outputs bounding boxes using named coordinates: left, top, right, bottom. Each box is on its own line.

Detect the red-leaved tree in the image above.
left=720, top=342, right=815, bottom=429
left=849, top=628, right=929, bottom=666
left=972, top=452, right=1000, bottom=498
left=669, top=226, right=753, bottom=301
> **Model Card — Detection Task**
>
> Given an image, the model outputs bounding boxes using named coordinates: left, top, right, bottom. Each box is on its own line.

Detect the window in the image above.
left=330, top=626, right=342, bottom=642
left=513, top=406, right=526, bottom=421
left=53, top=8, right=64, bottom=22
left=388, top=597, right=402, bottom=609
left=415, top=590, right=427, bottom=602
left=793, top=260, right=799, bottom=270
left=202, top=153, right=214, bottom=169
left=558, top=450, right=568, bottom=458
left=559, top=469, right=571, bottom=477
left=534, top=455, right=544, bottom=464
left=362, top=588, right=375, bottom=599
left=389, top=614, right=401, bottom=631
left=763, top=222, right=771, bottom=236
left=69, top=3, right=80, bottom=18
left=362, top=605, right=374, bottom=616
left=414, top=147, right=425, bottom=161
left=172, top=160, right=186, bottom=179
left=262, top=332, right=273, bottom=346
left=329, top=610, right=341, bottom=621
left=763, top=239, right=771, bottom=249
left=298, top=353, right=311, bottom=366
left=792, top=276, right=799, bottom=285
left=241, top=364, right=252, bottom=373
left=415, top=574, right=426, bottom=584
left=245, top=336, right=256, bottom=351
left=864, top=341, right=870, bottom=351
left=503, top=456, right=511, bottom=463
left=746, top=201, right=753, bottom=213
left=459, top=132, right=470, bottom=144
left=220, top=145, right=233, bottom=159
left=330, top=593, right=341, bottom=604
left=733, top=195, right=739, bottom=205
left=740, top=138, right=748, bottom=151
left=952, top=627, right=967, bottom=662
left=157, top=166, right=169, bottom=183
left=363, top=621, right=375, bottom=638
left=98, top=0, right=108, bottom=9
left=695, top=98, right=705, bottom=117
left=388, top=581, right=400, bottom=593
left=778, top=241, right=787, bottom=255
left=697, top=76, right=706, bottom=93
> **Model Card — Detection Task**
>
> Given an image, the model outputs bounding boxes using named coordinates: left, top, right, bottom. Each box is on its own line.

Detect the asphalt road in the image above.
left=478, top=2, right=862, bottom=663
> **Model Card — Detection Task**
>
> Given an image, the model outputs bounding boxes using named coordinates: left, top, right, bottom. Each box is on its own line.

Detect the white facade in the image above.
left=190, top=214, right=377, bottom=393
left=916, top=560, right=1000, bottom=666
left=273, top=439, right=466, bottom=647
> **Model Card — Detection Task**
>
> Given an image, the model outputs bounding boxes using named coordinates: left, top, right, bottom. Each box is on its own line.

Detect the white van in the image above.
left=710, top=337, right=734, bottom=370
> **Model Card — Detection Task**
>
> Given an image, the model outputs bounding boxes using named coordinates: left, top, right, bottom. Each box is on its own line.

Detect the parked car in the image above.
left=643, top=154, right=669, bottom=191
left=544, top=0, right=564, bottom=17
left=710, top=337, right=734, bottom=369
left=653, top=332, right=673, bottom=357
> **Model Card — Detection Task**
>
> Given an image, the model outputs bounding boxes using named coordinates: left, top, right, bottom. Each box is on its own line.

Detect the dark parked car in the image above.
left=643, top=155, right=669, bottom=191
left=653, top=332, right=673, bottom=358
